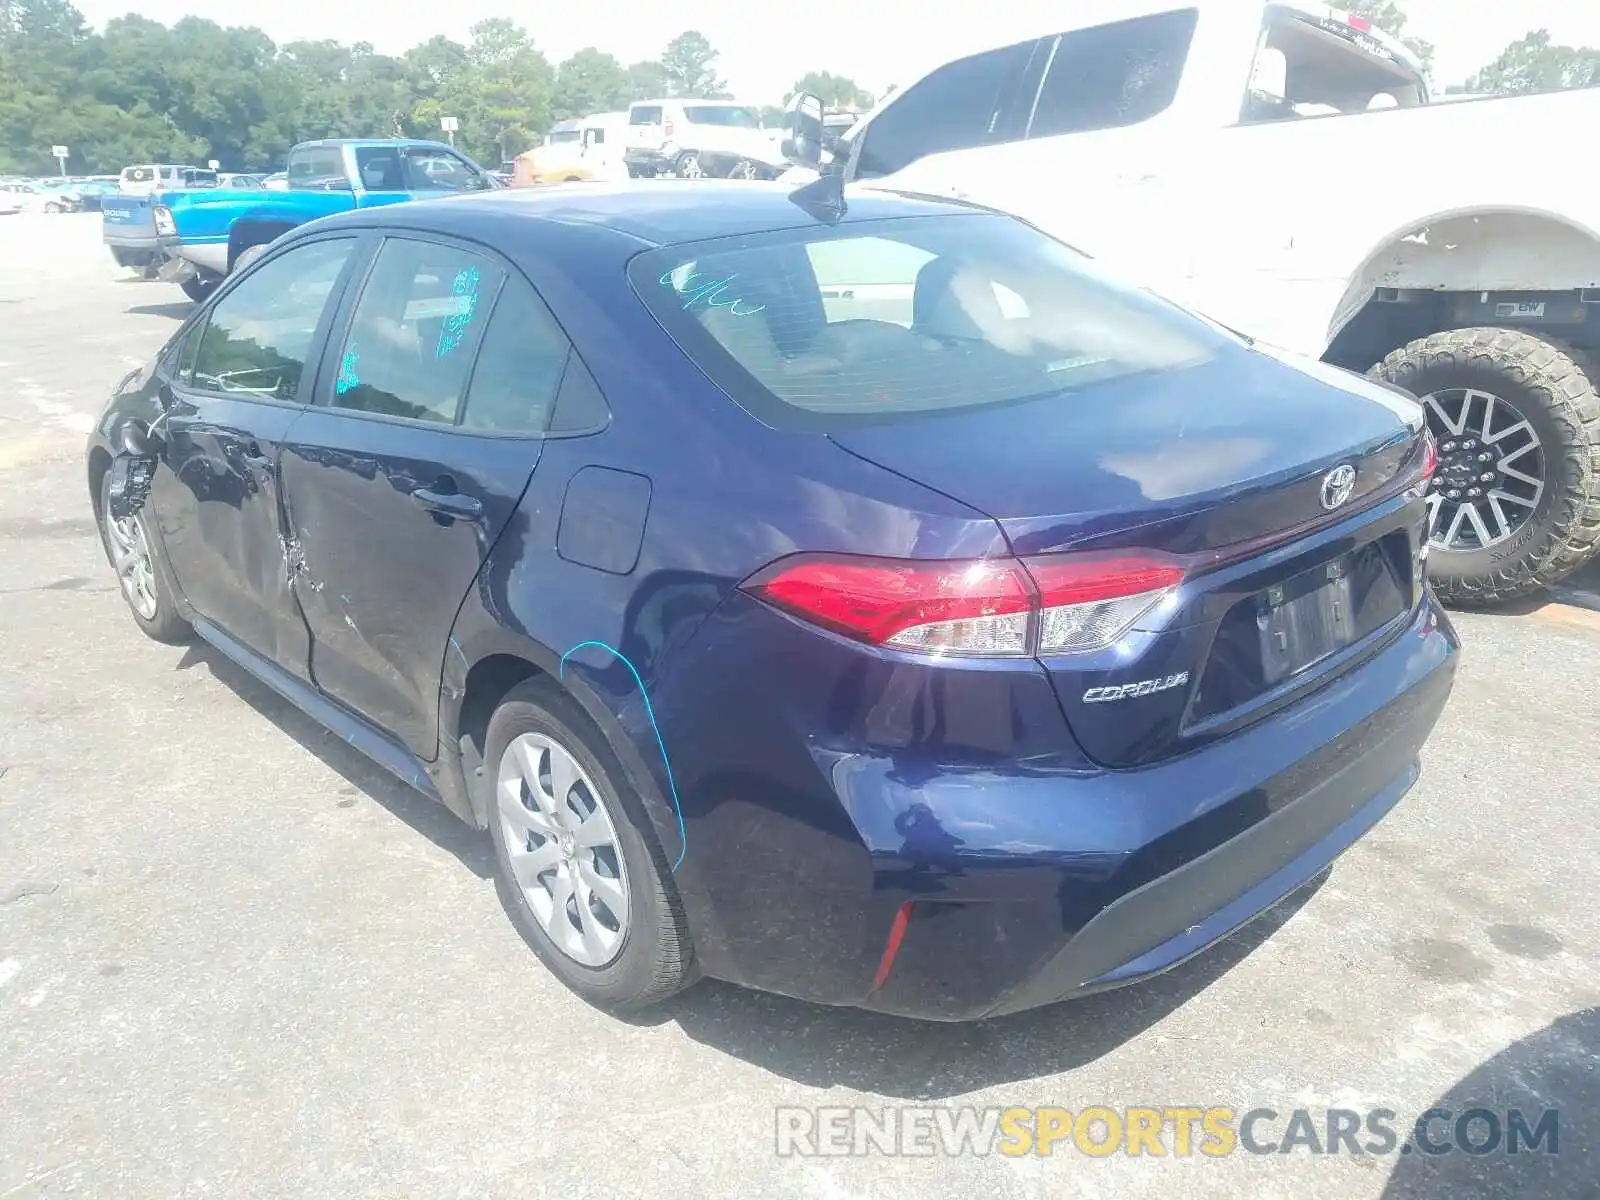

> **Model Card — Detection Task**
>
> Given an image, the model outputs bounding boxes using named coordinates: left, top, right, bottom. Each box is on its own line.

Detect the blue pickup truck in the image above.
left=102, top=139, right=498, bottom=300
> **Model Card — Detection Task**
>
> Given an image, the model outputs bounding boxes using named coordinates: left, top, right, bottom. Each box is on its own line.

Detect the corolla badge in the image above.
left=1320, top=464, right=1357, bottom=511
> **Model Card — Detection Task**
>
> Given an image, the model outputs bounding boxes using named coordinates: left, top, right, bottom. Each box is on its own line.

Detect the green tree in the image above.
left=1465, top=29, right=1600, bottom=94
left=786, top=71, right=872, bottom=110
left=626, top=59, right=668, bottom=100
left=450, top=19, right=553, bottom=164
left=658, top=30, right=725, bottom=98
left=1342, top=0, right=1435, bottom=75
left=554, top=47, right=630, bottom=119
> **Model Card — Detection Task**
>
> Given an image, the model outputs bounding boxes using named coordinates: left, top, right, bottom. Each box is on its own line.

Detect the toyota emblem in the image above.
left=1320, top=464, right=1357, bottom=511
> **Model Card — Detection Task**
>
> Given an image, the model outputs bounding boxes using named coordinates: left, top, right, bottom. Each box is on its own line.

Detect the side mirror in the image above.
left=781, top=92, right=825, bottom=170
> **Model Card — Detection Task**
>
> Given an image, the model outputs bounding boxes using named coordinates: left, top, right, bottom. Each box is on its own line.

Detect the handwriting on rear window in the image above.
left=660, top=268, right=766, bottom=317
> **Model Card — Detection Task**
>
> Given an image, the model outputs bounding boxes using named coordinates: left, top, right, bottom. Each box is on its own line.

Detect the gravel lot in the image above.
left=1, top=213, right=1597, bottom=1199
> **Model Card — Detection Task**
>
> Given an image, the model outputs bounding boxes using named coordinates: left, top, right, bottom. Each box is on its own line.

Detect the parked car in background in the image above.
left=118, top=164, right=218, bottom=197
left=513, top=112, right=629, bottom=186
left=0, top=180, right=73, bottom=213
left=262, top=172, right=289, bottom=190
left=87, top=181, right=1456, bottom=1020
left=216, top=173, right=265, bottom=189
left=133, top=138, right=494, bottom=300
left=72, top=177, right=122, bottom=211
left=782, top=0, right=1600, bottom=604
left=624, top=98, right=787, bottom=179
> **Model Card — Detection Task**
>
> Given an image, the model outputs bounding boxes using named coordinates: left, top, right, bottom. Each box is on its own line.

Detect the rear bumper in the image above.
left=103, top=229, right=160, bottom=268
left=668, top=590, right=1458, bottom=1021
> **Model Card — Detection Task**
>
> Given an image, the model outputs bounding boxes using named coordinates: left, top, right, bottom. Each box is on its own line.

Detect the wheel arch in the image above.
left=226, top=217, right=299, bottom=270
left=443, top=631, right=684, bottom=866
left=1324, top=207, right=1600, bottom=372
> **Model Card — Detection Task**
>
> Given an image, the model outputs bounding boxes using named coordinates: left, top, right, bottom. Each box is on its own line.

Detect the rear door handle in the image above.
left=412, top=483, right=483, bottom=520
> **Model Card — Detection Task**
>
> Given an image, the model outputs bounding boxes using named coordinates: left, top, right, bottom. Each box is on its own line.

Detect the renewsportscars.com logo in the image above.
left=774, top=1105, right=1561, bottom=1159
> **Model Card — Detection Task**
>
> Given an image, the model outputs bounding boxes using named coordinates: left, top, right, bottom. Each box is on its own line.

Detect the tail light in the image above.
left=742, top=550, right=1184, bottom=658
left=664, top=121, right=676, bottom=139
left=1420, top=429, right=1439, bottom=481
left=151, top=205, right=175, bottom=237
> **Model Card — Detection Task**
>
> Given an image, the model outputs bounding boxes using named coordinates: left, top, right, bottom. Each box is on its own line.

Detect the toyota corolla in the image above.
left=86, top=182, right=1458, bottom=1020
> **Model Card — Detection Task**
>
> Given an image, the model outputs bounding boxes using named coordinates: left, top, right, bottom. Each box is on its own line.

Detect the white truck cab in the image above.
left=624, top=99, right=787, bottom=180
left=783, top=0, right=1600, bottom=603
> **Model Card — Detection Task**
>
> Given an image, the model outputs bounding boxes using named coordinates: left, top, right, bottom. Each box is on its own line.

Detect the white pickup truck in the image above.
left=783, top=0, right=1600, bottom=604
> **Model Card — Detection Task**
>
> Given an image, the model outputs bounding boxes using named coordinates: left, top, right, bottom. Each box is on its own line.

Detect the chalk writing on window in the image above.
left=660, top=267, right=766, bottom=317
left=435, top=266, right=482, bottom=359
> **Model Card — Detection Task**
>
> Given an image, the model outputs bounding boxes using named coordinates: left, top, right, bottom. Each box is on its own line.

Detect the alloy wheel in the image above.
left=106, top=511, right=159, bottom=620
left=497, top=732, right=631, bottom=967
left=729, top=159, right=757, bottom=181
left=677, top=154, right=704, bottom=180
left=1421, top=387, right=1545, bottom=552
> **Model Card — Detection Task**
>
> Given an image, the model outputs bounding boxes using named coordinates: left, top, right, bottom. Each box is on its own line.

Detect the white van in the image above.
left=117, top=164, right=218, bottom=197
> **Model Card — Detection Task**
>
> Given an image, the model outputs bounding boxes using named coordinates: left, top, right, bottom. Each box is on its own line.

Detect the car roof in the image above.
left=310, top=180, right=986, bottom=251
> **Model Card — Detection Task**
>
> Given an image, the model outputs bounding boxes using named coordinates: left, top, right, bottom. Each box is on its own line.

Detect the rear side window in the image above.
left=328, top=238, right=502, bottom=424
left=853, top=39, right=1039, bottom=178
left=459, top=279, right=572, bottom=434
left=683, top=106, right=761, bottom=128
left=1028, top=9, right=1199, bottom=139
left=631, top=215, right=1223, bottom=432
left=630, top=106, right=664, bottom=125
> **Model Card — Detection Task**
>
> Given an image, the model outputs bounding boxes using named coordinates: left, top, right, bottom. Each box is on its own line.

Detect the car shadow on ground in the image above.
left=173, top=640, right=493, bottom=880
left=125, top=301, right=193, bottom=320
left=1379, top=1006, right=1597, bottom=1199
left=173, top=636, right=1332, bottom=1095
left=645, top=874, right=1327, bottom=1098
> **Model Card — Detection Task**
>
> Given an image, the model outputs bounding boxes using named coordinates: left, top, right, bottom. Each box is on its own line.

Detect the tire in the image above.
left=232, top=243, right=268, bottom=274
left=726, top=159, right=758, bottom=181
left=96, top=470, right=191, bottom=644
left=485, top=679, right=694, bottom=1012
left=179, top=274, right=217, bottom=302
left=1370, top=327, right=1600, bottom=605
left=44, top=201, right=62, bottom=214
left=672, top=152, right=704, bottom=180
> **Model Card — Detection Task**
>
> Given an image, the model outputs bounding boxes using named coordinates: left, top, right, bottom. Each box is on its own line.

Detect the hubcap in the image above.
left=1421, top=387, right=1544, bottom=552
left=680, top=156, right=703, bottom=179
left=497, top=732, right=630, bottom=967
left=106, top=511, right=159, bottom=620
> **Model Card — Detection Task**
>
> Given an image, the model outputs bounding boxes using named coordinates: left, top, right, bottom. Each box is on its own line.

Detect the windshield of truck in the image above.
left=630, top=214, right=1224, bottom=431
left=1242, top=6, right=1427, bottom=122
left=684, top=106, right=762, bottom=128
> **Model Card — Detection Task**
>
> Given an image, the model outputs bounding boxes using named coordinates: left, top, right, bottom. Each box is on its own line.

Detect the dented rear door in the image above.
left=277, top=234, right=563, bottom=760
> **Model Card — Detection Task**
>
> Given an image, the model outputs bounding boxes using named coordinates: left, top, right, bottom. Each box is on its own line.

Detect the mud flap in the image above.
left=106, top=454, right=156, bottom=521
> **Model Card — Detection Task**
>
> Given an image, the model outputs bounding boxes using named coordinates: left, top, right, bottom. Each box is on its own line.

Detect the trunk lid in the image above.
left=830, top=345, right=1429, bottom=767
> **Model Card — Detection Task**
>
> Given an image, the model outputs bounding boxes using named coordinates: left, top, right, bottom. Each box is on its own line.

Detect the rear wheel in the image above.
left=673, top=152, right=704, bottom=180
left=726, top=159, right=758, bottom=180
left=44, top=201, right=63, bottom=214
left=485, top=679, right=694, bottom=1012
left=1370, top=327, right=1600, bottom=604
left=179, top=273, right=217, bottom=302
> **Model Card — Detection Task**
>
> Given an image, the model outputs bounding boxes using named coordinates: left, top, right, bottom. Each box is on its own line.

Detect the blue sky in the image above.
left=70, top=0, right=1600, bottom=103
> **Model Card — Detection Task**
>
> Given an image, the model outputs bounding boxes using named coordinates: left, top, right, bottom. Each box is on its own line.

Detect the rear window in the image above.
left=287, top=146, right=347, bottom=189
left=629, top=106, right=664, bottom=125
left=683, top=105, right=761, bottom=128
left=121, top=167, right=153, bottom=183
left=630, top=214, right=1224, bottom=431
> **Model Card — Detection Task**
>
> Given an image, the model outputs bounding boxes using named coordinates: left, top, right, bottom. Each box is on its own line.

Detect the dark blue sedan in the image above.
left=86, top=182, right=1458, bottom=1020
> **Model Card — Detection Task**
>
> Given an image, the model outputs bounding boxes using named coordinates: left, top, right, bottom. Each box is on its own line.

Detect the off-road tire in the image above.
left=485, top=678, right=695, bottom=1012
left=1370, top=327, right=1600, bottom=605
